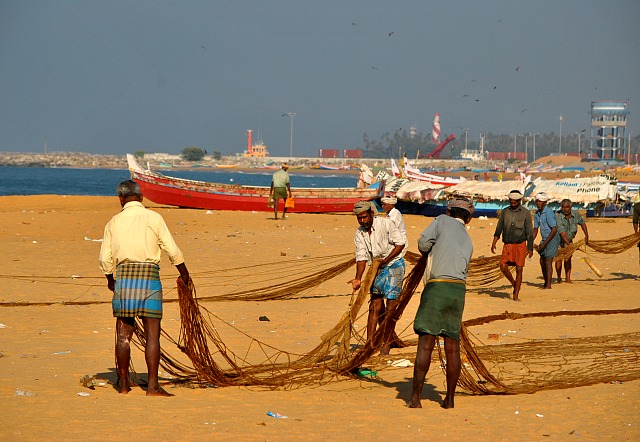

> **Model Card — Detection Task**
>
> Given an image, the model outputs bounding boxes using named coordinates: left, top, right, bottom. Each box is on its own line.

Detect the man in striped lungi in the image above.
left=99, top=180, right=189, bottom=396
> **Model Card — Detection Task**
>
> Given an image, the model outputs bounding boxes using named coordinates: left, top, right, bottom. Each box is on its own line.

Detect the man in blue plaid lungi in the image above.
left=99, top=180, right=190, bottom=396
left=350, top=201, right=406, bottom=355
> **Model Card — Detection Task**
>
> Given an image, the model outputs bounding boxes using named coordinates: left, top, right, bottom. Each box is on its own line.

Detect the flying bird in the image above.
left=493, top=86, right=497, bottom=90
left=463, top=94, right=469, bottom=97
left=352, top=22, right=357, bottom=26
left=520, top=109, right=527, bottom=113
left=516, top=66, right=520, bottom=71
left=371, top=66, right=378, bottom=70
left=388, top=31, right=394, bottom=37
left=201, top=45, right=207, bottom=49
left=497, top=18, right=504, bottom=23
left=475, top=99, right=480, bottom=102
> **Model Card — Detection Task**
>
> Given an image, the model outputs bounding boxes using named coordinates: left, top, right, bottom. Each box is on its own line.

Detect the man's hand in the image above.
left=584, top=235, right=589, bottom=245
left=106, top=274, right=115, bottom=292
left=491, top=243, right=497, bottom=254
left=348, top=279, right=362, bottom=291
left=527, top=250, right=534, bottom=258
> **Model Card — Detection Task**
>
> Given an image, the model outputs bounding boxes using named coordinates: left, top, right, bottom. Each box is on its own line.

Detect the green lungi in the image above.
left=413, top=280, right=466, bottom=340
left=273, top=187, right=288, bottom=200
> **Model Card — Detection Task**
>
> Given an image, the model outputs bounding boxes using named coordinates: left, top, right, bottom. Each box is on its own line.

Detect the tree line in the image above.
left=362, top=129, right=640, bottom=160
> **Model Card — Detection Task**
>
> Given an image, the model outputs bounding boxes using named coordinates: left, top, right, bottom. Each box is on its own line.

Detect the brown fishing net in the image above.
left=4, top=232, right=639, bottom=394
left=132, top=245, right=639, bottom=394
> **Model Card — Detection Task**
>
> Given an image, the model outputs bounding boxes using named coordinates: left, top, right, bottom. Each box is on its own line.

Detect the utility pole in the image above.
left=559, top=115, right=564, bottom=153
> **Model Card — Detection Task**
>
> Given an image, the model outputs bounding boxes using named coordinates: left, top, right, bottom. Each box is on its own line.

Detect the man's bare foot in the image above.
left=565, top=279, right=572, bottom=283
left=379, top=347, right=391, bottom=356
left=146, top=386, right=174, bottom=397
left=407, top=399, right=422, bottom=408
left=442, top=396, right=454, bottom=409
left=116, top=380, right=131, bottom=394
left=557, top=278, right=562, bottom=283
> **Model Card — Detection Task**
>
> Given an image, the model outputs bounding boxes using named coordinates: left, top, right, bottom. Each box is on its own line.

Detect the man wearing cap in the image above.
left=349, top=200, right=406, bottom=355
left=491, top=190, right=533, bottom=301
left=555, top=199, right=589, bottom=283
left=381, top=196, right=407, bottom=245
left=533, top=192, right=560, bottom=289
left=409, top=198, right=474, bottom=409
left=269, top=163, right=292, bottom=220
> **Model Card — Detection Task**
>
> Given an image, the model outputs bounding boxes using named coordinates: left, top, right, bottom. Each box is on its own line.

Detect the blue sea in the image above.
left=0, top=166, right=359, bottom=196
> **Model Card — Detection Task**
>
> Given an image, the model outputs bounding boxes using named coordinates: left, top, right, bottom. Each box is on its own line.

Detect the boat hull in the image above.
left=130, top=169, right=383, bottom=213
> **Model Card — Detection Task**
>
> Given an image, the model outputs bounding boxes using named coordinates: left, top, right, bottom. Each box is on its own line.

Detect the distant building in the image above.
left=342, top=149, right=363, bottom=159
left=243, top=130, right=269, bottom=158
left=589, top=101, right=629, bottom=160
left=318, top=149, right=339, bottom=158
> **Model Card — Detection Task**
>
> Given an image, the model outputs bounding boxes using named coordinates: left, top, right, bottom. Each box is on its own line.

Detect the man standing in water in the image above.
left=349, top=201, right=406, bottom=355
left=99, top=180, right=190, bottom=395
left=533, top=192, right=560, bottom=289
left=491, top=190, right=533, bottom=301
left=555, top=199, right=589, bottom=283
left=269, top=163, right=292, bottom=220
left=409, top=198, right=474, bottom=409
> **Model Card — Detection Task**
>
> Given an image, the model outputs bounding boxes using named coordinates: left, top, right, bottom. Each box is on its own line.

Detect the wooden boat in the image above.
left=127, top=155, right=384, bottom=212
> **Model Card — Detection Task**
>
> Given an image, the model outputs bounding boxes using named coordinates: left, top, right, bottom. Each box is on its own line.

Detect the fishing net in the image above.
left=4, top=231, right=639, bottom=394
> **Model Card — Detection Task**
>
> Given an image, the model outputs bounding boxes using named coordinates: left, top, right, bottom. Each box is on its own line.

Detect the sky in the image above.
left=1, top=0, right=639, bottom=157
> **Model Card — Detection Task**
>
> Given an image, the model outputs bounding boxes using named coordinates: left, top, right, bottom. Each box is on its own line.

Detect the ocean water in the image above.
left=0, top=166, right=359, bottom=196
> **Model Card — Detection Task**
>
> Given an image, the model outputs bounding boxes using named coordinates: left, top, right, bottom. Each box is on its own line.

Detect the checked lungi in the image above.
left=112, top=262, right=163, bottom=319
left=414, top=280, right=466, bottom=340
left=371, top=258, right=405, bottom=300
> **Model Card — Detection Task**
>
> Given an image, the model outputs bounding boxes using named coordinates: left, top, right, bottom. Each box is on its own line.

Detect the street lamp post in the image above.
left=463, top=128, right=469, bottom=154
left=532, top=132, right=538, bottom=163
left=559, top=115, right=564, bottom=154
left=577, top=129, right=586, bottom=158
left=513, top=134, right=517, bottom=157
left=282, top=112, right=296, bottom=157
left=524, top=134, right=529, bottom=163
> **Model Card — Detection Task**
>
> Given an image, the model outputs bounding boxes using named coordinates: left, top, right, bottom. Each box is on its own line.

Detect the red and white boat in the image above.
left=127, top=155, right=383, bottom=212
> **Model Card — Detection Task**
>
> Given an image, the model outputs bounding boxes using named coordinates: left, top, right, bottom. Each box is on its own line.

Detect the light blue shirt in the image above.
left=534, top=205, right=557, bottom=240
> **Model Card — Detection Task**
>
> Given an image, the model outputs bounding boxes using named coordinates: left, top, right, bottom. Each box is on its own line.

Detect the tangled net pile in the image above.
left=125, top=231, right=640, bottom=394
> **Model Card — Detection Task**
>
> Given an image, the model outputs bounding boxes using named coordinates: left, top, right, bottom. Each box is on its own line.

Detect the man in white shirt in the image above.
left=349, top=201, right=406, bottom=355
left=99, top=180, right=189, bottom=396
left=381, top=196, right=407, bottom=246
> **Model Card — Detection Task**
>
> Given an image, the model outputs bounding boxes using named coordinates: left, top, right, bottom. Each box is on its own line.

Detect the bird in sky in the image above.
left=388, top=31, right=394, bottom=37
left=201, top=45, right=207, bottom=49
left=516, top=66, right=520, bottom=71
left=521, top=109, right=527, bottom=113
left=371, top=66, right=378, bottom=70
left=352, top=22, right=357, bottom=26
left=463, top=94, right=469, bottom=97
left=493, top=86, right=497, bottom=90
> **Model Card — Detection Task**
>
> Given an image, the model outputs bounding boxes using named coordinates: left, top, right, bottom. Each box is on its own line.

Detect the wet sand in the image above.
left=1, top=195, right=638, bottom=440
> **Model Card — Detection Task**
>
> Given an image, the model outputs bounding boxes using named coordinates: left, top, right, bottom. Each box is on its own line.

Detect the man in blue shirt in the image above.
left=533, top=192, right=560, bottom=289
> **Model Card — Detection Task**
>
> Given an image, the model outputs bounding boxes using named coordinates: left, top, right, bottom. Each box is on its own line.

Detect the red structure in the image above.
left=318, top=149, right=340, bottom=158
left=342, top=149, right=363, bottom=159
left=246, top=130, right=253, bottom=155
left=486, top=151, right=527, bottom=161
left=423, top=134, right=456, bottom=159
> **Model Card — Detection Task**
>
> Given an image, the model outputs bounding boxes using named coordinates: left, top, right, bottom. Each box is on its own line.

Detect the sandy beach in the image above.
left=1, top=195, right=639, bottom=441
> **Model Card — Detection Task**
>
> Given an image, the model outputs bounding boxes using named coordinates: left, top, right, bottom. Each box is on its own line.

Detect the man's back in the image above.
left=272, top=169, right=290, bottom=188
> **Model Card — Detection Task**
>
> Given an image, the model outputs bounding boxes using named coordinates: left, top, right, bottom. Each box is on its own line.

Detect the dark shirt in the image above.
left=633, top=202, right=640, bottom=226
left=494, top=205, right=534, bottom=251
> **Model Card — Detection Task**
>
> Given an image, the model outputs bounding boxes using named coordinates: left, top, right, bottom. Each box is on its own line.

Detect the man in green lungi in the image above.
left=99, top=180, right=190, bottom=396
left=409, top=198, right=474, bottom=409
left=269, top=163, right=292, bottom=220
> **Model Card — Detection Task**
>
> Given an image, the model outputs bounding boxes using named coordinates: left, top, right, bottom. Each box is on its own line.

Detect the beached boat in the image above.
left=127, top=155, right=383, bottom=213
